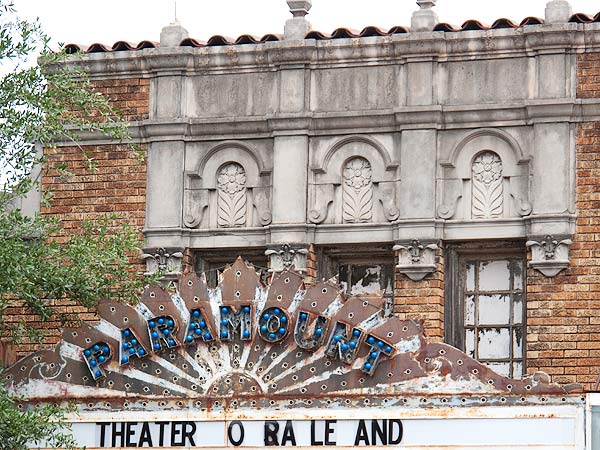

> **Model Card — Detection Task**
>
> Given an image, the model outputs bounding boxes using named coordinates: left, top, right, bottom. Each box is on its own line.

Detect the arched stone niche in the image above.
left=184, top=142, right=272, bottom=229
left=437, top=129, right=531, bottom=221
left=309, top=136, right=399, bottom=225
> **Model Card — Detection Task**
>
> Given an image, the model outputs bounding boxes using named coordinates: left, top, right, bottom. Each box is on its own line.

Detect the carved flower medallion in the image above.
left=343, top=158, right=372, bottom=191
left=472, top=152, right=502, bottom=185
left=218, top=163, right=246, bottom=194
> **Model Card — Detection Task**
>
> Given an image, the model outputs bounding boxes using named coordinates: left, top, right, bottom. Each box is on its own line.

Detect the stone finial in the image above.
left=545, top=0, right=572, bottom=24
left=417, top=0, right=436, bottom=8
left=159, top=20, right=189, bottom=47
left=284, top=0, right=312, bottom=40
left=287, top=0, right=311, bottom=17
left=412, top=0, right=438, bottom=32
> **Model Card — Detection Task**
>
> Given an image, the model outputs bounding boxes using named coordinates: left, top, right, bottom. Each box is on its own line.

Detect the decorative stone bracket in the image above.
left=265, top=243, right=309, bottom=273
left=308, top=184, right=333, bottom=224
left=526, top=235, right=572, bottom=277
left=393, top=240, right=438, bottom=281
left=141, top=247, right=184, bottom=278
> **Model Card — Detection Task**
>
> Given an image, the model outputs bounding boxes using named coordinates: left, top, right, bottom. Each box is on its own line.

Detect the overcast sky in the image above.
left=11, top=0, right=600, bottom=46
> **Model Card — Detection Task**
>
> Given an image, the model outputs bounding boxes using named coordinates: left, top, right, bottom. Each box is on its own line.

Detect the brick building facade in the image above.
left=8, top=1, right=600, bottom=392
left=6, top=2, right=600, bottom=448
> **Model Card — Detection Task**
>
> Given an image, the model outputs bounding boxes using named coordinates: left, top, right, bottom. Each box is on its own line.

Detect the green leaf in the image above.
left=0, top=0, right=143, bottom=446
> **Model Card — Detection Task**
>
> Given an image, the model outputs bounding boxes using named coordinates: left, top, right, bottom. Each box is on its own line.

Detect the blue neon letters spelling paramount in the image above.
left=82, top=303, right=395, bottom=381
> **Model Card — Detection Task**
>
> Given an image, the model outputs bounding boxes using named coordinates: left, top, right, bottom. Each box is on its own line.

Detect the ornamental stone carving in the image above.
left=183, top=141, right=272, bottom=230
left=309, top=135, right=399, bottom=226
left=438, top=129, right=531, bottom=222
left=308, top=184, right=334, bottom=224
left=141, top=248, right=184, bottom=277
left=342, top=157, right=373, bottom=224
left=379, top=185, right=400, bottom=222
left=472, top=151, right=503, bottom=219
left=285, top=0, right=312, bottom=40
left=412, top=0, right=438, bottom=31
left=217, top=163, right=247, bottom=228
left=252, top=189, right=273, bottom=226
left=393, top=240, right=438, bottom=281
left=265, top=243, right=309, bottom=273
left=526, top=235, right=572, bottom=277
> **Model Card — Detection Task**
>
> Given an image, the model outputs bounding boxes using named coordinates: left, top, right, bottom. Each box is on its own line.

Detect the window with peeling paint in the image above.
left=316, top=246, right=395, bottom=316
left=339, top=263, right=394, bottom=316
left=338, top=263, right=394, bottom=296
left=445, top=244, right=526, bottom=379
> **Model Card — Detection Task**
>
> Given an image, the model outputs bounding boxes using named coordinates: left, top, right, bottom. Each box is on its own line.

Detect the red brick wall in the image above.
left=393, top=245, right=445, bottom=342
left=42, top=143, right=147, bottom=243
left=7, top=78, right=149, bottom=361
left=91, top=78, right=150, bottom=122
left=305, top=244, right=317, bottom=282
left=524, top=53, right=600, bottom=389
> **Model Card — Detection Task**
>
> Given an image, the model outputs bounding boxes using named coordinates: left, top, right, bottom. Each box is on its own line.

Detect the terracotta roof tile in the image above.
left=180, top=37, right=205, bottom=47
left=360, top=26, right=389, bottom=37
left=234, top=34, right=261, bottom=44
left=206, top=35, right=233, bottom=46
left=330, top=27, right=361, bottom=39
left=66, top=40, right=156, bottom=54
left=520, top=16, right=544, bottom=26
left=136, top=40, right=158, bottom=49
left=432, top=22, right=460, bottom=32
left=65, top=11, right=600, bottom=54
left=231, top=34, right=281, bottom=44
left=387, top=25, right=409, bottom=34
left=260, top=33, right=281, bottom=42
left=305, top=25, right=407, bottom=40
left=491, top=18, right=518, bottom=29
left=64, top=43, right=87, bottom=54
left=305, top=30, right=330, bottom=40
left=87, top=42, right=111, bottom=53
left=112, top=41, right=136, bottom=51
left=461, top=19, right=488, bottom=31
left=569, top=13, right=593, bottom=23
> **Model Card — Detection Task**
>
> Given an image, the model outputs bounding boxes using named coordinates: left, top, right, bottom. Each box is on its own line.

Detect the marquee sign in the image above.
left=2, top=258, right=584, bottom=449
left=67, top=414, right=583, bottom=448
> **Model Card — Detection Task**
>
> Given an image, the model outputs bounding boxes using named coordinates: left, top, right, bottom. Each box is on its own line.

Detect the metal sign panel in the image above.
left=71, top=416, right=576, bottom=448
left=60, top=404, right=584, bottom=449
left=1, top=259, right=586, bottom=449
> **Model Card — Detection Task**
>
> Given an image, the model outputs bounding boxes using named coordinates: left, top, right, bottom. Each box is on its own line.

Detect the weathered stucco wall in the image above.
left=122, top=28, right=586, bottom=252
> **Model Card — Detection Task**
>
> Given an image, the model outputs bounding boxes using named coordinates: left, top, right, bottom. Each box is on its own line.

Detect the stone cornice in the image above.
left=53, top=23, right=600, bottom=80
left=51, top=98, right=600, bottom=147
left=141, top=216, right=576, bottom=249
